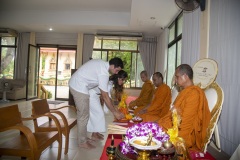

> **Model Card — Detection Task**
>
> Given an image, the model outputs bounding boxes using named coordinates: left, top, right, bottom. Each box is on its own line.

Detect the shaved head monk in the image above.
left=128, top=70, right=154, bottom=110
left=136, top=72, right=171, bottom=121
left=157, top=64, right=211, bottom=151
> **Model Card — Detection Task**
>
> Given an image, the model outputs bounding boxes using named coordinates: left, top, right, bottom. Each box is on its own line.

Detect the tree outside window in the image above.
left=0, top=37, right=16, bottom=79
left=92, top=38, right=144, bottom=88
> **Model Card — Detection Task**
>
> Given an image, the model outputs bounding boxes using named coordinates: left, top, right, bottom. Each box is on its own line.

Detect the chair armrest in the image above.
left=50, top=105, right=77, bottom=112
left=0, top=124, right=38, bottom=152
left=49, top=110, right=69, bottom=132
left=22, top=113, right=63, bottom=138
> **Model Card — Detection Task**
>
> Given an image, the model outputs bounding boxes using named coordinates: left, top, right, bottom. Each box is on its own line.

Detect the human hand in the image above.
left=113, top=110, right=125, bottom=120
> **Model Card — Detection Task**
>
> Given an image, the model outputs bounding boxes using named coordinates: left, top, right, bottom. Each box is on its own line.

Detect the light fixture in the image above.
left=49, top=28, right=53, bottom=31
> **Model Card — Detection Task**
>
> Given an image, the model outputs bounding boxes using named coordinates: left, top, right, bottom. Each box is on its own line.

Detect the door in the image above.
left=39, top=46, right=76, bottom=100
left=26, top=44, right=39, bottom=100
left=55, top=48, right=76, bottom=100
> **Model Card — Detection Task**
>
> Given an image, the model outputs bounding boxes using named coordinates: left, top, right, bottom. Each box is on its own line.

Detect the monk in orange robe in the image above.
left=157, top=64, right=211, bottom=151
left=136, top=72, right=171, bottom=121
left=128, top=70, right=154, bottom=111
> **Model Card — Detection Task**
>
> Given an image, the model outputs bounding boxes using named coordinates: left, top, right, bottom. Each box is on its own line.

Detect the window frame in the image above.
left=0, top=37, right=17, bottom=79
left=92, top=38, right=143, bottom=88
left=166, top=12, right=183, bottom=86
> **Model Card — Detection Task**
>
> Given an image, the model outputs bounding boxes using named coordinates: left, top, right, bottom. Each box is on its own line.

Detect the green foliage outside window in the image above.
left=92, top=38, right=144, bottom=88
left=0, top=37, right=16, bottom=79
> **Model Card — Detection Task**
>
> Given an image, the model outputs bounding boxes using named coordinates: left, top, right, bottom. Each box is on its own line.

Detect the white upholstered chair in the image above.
left=202, top=82, right=224, bottom=153
left=171, top=85, right=180, bottom=107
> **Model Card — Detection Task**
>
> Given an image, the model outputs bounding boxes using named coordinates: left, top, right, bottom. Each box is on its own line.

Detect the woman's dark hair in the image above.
left=109, top=70, right=128, bottom=101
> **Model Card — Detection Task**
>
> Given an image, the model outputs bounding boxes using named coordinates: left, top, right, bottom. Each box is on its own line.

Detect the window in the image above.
left=0, top=37, right=17, bottom=79
left=166, top=13, right=183, bottom=86
left=92, top=38, right=144, bottom=88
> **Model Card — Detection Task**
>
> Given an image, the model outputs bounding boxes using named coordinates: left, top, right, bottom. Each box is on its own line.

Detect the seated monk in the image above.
left=136, top=72, right=171, bottom=122
left=157, top=64, right=211, bottom=151
left=128, top=70, right=154, bottom=111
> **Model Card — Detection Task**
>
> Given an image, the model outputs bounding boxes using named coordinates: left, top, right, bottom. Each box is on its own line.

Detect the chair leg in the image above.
left=64, top=133, right=69, bottom=154
left=57, top=139, right=62, bottom=160
left=214, top=127, right=221, bottom=151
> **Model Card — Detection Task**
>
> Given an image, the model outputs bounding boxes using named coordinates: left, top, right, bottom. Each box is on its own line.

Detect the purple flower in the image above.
left=120, top=122, right=169, bottom=154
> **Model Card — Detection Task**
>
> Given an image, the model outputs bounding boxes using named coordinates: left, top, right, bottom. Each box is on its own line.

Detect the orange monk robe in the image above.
left=129, top=80, right=154, bottom=110
left=139, top=83, right=171, bottom=122
left=158, top=86, right=211, bottom=151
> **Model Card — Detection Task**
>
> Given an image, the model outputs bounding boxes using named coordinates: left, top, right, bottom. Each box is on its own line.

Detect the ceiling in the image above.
left=0, top=0, right=181, bottom=36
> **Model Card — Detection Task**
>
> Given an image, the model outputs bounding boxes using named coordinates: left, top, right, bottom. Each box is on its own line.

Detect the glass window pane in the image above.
left=177, top=40, right=182, bottom=66
left=1, top=37, right=15, bottom=45
left=102, top=51, right=108, bottom=61
left=131, top=53, right=137, bottom=88
left=102, top=39, right=119, bottom=49
left=177, top=14, right=183, bottom=37
left=1, top=47, right=15, bottom=79
left=92, top=51, right=102, bottom=59
left=136, top=53, right=144, bottom=87
left=168, top=24, right=175, bottom=43
left=93, top=38, right=101, bottom=49
left=120, top=40, right=137, bottom=50
left=167, top=44, right=176, bottom=86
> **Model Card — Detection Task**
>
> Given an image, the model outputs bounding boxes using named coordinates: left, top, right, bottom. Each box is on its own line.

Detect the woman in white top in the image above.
left=87, top=70, right=128, bottom=140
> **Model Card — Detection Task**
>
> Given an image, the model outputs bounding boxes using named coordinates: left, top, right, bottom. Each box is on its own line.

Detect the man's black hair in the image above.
left=176, top=64, right=193, bottom=80
left=109, top=57, right=124, bottom=69
left=153, top=72, right=163, bottom=80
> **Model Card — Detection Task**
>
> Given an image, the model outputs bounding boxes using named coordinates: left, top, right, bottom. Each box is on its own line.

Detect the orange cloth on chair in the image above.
left=129, top=80, right=154, bottom=109
left=158, top=86, right=211, bottom=151
left=139, top=83, right=171, bottom=122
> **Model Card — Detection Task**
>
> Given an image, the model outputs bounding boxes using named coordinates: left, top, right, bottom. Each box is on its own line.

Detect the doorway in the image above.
left=39, top=46, right=76, bottom=100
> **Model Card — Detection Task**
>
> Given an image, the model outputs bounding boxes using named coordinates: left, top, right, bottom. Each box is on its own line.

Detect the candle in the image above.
left=111, top=135, right=114, bottom=146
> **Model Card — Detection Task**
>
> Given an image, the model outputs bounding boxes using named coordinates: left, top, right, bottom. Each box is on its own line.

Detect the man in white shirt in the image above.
left=69, top=57, right=125, bottom=149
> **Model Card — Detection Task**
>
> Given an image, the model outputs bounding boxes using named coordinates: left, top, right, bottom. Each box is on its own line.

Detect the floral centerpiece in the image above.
left=118, top=92, right=132, bottom=120
left=120, top=122, right=169, bottom=154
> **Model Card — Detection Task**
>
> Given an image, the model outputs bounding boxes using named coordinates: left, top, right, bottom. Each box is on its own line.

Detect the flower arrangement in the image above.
left=120, top=122, right=169, bottom=154
left=118, top=92, right=132, bottom=120
left=167, top=108, right=180, bottom=146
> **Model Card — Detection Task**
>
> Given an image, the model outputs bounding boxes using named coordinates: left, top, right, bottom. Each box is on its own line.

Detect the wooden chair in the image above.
left=31, top=99, right=77, bottom=154
left=0, top=104, right=62, bottom=160
left=202, top=82, right=224, bottom=153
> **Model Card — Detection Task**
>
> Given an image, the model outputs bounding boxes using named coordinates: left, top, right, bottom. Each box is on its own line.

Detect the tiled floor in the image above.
left=0, top=99, right=230, bottom=160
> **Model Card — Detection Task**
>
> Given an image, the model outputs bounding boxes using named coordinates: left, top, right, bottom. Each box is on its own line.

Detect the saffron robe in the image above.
left=129, top=80, right=154, bottom=109
left=158, top=86, right=211, bottom=151
left=139, top=83, right=171, bottom=121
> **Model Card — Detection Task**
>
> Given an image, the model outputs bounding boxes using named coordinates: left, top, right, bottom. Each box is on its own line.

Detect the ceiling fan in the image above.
left=175, top=0, right=206, bottom=12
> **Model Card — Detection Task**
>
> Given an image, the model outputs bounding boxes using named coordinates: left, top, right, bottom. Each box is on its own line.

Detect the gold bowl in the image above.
left=129, top=136, right=162, bottom=150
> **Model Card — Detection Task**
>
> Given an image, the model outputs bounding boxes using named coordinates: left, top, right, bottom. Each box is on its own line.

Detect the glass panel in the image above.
left=167, top=44, right=176, bottom=87
left=93, top=38, right=101, bottom=49
left=1, top=37, right=15, bottom=45
left=177, top=14, right=183, bottom=37
left=102, top=51, right=108, bottom=61
left=56, top=49, right=76, bottom=99
left=27, top=45, right=39, bottom=100
left=136, top=53, right=144, bottom=87
left=120, top=40, right=137, bottom=50
left=177, top=40, right=182, bottom=66
left=0, top=47, right=15, bottom=79
left=102, top=39, right=119, bottom=49
left=131, top=53, right=137, bottom=88
left=39, top=47, right=57, bottom=100
left=92, top=51, right=102, bottom=59
left=168, top=24, right=175, bottom=43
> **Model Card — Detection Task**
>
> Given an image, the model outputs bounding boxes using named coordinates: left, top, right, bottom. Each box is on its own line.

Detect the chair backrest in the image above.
left=32, top=99, right=50, bottom=115
left=0, top=105, right=22, bottom=130
left=202, top=82, right=224, bottom=153
left=171, top=85, right=180, bottom=107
